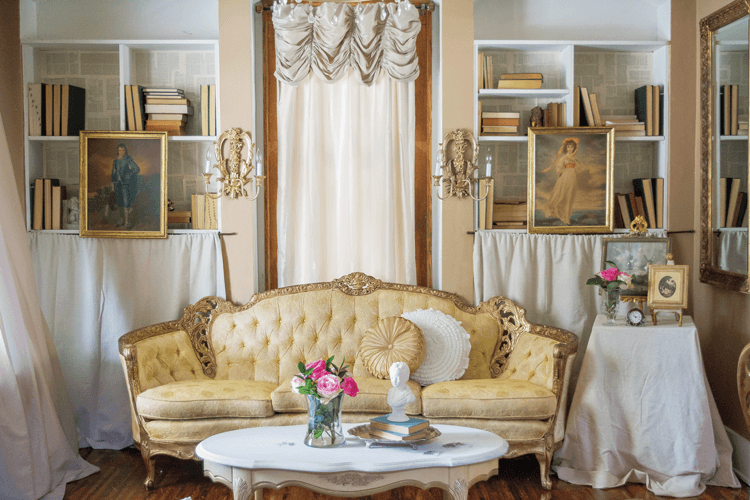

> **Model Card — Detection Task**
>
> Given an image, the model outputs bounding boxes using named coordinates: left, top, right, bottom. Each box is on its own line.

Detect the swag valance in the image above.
left=272, top=2, right=421, bottom=86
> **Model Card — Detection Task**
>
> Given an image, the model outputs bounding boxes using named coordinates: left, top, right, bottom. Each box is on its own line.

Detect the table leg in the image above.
left=442, top=467, right=469, bottom=500
left=254, top=488, right=264, bottom=500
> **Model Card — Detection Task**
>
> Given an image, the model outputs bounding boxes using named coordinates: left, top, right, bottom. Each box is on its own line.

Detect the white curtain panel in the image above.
left=0, top=116, right=98, bottom=498
left=29, top=232, right=225, bottom=450
left=274, top=1, right=420, bottom=287
left=473, top=230, right=667, bottom=392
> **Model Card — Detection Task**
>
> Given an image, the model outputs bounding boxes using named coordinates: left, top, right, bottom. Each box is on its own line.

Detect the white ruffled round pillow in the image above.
left=400, top=308, right=471, bottom=386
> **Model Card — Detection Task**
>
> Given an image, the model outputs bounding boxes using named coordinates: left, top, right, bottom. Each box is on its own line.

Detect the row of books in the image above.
left=199, top=84, right=218, bottom=136
left=27, top=83, right=86, bottom=137
left=720, top=178, right=749, bottom=228
left=480, top=111, right=520, bottom=136
left=634, top=84, right=663, bottom=136
left=614, top=178, right=665, bottom=229
left=191, top=194, right=219, bottom=230
left=31, top=178, right=66, bottom=230
left=543, top=102, right=567, bottom=127
left=720, top=85, right=748, bottom=136
left=368, top=415, right=430, bottom=441
left=573, top=86, right=602, bottom=128
left=477, top=53, right=494, bottom=90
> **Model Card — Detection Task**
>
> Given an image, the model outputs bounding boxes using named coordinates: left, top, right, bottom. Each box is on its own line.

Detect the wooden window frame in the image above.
left=261, top=2, right=432, bottom=290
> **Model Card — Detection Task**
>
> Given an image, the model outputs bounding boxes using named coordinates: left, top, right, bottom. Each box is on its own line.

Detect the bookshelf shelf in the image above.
left=476, top=39, right=669, bottom=232
left=22, top=39, right=220, bottom=232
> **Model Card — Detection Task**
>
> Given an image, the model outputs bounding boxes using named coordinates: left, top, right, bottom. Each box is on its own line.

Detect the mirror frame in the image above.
left=699, top=0, right=750, bottom=293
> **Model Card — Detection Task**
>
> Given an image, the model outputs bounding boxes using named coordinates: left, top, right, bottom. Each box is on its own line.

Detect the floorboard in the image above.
left=62, top=447, right=749, bottom=500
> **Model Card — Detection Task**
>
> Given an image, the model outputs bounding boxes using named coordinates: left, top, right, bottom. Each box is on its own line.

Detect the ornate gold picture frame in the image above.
left=527, top=127, right=615, bottom=234
left=647, top=264, right=689, bottom=309
left=79, top=131, right=168, bottom=238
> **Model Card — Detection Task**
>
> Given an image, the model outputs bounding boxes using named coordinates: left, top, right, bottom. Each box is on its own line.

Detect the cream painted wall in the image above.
left=439, top=0, right=475, bottom=304
left=1, top=1, right=24, bottom=206
left=218, top=0, right=258, bottom=304
left=694, top=0, right=750, bottom=441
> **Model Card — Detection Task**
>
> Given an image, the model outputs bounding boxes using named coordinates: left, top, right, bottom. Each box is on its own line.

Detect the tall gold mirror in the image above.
left=700, top=1, right=750, bottom=293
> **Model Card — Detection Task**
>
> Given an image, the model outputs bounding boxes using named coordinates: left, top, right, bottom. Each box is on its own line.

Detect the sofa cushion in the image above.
left=272, top=377, right=422, bottom=415
left=421, top=379, right=556, bottom=419
left=359, top=317, right=425, bottom=379
left=137, top=380, right=277, bottom=419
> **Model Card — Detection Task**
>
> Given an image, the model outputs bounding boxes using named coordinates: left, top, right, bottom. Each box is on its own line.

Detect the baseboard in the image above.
left=726, top=426, right=750, bottom=485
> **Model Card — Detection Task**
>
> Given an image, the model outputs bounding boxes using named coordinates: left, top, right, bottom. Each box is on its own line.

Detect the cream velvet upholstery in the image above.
left=118, top=273, right=578, bottom=491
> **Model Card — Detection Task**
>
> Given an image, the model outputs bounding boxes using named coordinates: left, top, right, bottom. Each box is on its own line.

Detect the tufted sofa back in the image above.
left=209, top=288, right=502, bottom=385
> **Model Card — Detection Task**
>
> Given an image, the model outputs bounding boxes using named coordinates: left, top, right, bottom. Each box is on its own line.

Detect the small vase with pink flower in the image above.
left=291, top=356, right=359, bottom=448
left=586, top=261, right=632, bottom=325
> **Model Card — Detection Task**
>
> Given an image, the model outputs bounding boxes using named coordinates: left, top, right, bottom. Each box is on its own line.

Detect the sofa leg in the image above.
left=140, top=442, right=157, bottom=490
left=535, top=434, right=554, bottom=490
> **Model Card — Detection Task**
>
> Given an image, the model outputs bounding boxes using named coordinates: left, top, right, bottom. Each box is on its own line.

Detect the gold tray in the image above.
left=348, top=424, right=441, bottom=449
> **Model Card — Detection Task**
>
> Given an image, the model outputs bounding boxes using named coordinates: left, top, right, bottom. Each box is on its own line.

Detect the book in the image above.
left=144, top=104, right=194, bottom=115
left=634, top=85, right=653, bottom=136
left=125, top=85, right=135, bottom=131
left=726, top=178, right=741, bottom=228
left=484, top=179, right=494, bottom=229
left=481, top=112, right=520, bottom=119
left=605, top=122, right=645, bottom=130
left=632, top=179, right=654, bottom=229
left=500, top=73, right=542, bottom=80
left=731, top=84, right=739, bottom=136
left=192, top=194, right=205, bottom=229
left=142, top=87, right=184, bottom=94
left=613, top=194, right=625, bottom=228
left=496, top=79, right=542, bottom=89
left=168, top=211, right=192, bottom=224
left=560, top=102, right=566, bottom=127
left=145, top=98, right=190, bottom=105
left=367, top=427, right=430, bottom=441
left=148, top=113, right=188, bottom=121
left=493, top=201, right=527, bottom=223
left=61, top=84, right=85, bottom=136
left=482, top=125, right=518, bottom=133
left=204, top=195, right=218, bottom=230
left=33, top=178, right=44, bottom=230
left=477, top=52, right=483, bottom=91
left=653, top=178, right=664, bottom=229
left=589, top=93, right=602, bottom=126
left=627, top=193, right=639, bottom=220
left=43, top=178, right=60, bottom=229
left=602, top=115, right=640, bottom=123
left=201, top=85, right=209, bottom=136
left=53, top=84, right=61, bottom=136
left=731, top=191, right=746, bottom=227
left=51, top=185, right=65, bottom=230
left=720, top=178, right=729, bottom=227
left=635, top=196, right=646, bottom=225
left=209, top=84, right=216, bottom=136
left=45, top=84, right=54, bottom=136
left=616, top=193, right=632, bottom=228
left=369, top=415, right=429, bottom=434
left=547, top=102, right=558, bottom=127
left=580, top=87, right=594, bottom=127
left=652, top=84, right=660, bottom=137
left=614, top=130, right=646, bottom=137
left=481, top=118, right=519, bottom=126
left=146, top=119, right=186, bottom=128
left=28, top=83, right=47, bottom=136
left=132, top=85, right=145, bottom=131
left=573, top=86, right=581, bottom=127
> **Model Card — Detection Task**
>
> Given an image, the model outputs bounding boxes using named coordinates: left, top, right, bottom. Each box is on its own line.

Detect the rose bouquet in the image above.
left=291, top=356, right=358, bottom=447
left=586, top=261, right=632, bottom=324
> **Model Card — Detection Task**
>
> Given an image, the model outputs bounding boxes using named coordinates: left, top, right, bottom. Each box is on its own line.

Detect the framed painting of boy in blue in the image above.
left=79, top=131, right=168, bottom=238
left=527, top=127, right=615, bottom=234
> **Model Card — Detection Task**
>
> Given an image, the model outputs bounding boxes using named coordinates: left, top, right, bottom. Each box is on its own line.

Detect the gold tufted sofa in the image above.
left=119, top=273, right=578, bottom=490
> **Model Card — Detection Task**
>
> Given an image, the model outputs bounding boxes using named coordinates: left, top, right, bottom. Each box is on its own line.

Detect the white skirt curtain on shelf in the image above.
left=0, top=116, right=98, bottom=499
left=28, top=232, right=225, bottom=450
left=273, top=2, right=420, bottom=287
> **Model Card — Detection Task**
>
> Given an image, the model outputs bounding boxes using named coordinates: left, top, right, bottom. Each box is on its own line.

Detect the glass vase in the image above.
left=601, top=288, right=621, bottom=325
left=304, top=393, right=345, bottom=448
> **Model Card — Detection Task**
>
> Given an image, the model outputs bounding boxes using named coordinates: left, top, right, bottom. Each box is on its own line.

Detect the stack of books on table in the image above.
left=496, top=73, right=542, bottom=89
left=480, top=111, right=520, bottom=136
left=368, top=415, right=430, bottom=441
left=141, top=88, right=193, bottom=135
left=603, top=115, right=646, bottom=137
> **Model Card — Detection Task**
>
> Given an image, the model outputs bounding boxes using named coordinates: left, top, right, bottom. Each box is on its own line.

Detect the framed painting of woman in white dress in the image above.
left=527, top=127, right=614, bottom=234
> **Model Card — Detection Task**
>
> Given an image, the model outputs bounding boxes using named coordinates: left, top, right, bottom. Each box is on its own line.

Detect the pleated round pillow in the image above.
left=401, top=308, right=471, bottom=386
left=359, top=317, right=426, bottom=379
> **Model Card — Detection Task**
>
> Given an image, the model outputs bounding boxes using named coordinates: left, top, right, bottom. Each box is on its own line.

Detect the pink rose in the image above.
left=290, top=375, right=305, bottom=394
left=306, top=359, right=328, bottom=380
left=597, top=267, right=620, bottom=282
left=341, top=377, right=359, bottom=398
left=316, top=373, right=341, bottom=398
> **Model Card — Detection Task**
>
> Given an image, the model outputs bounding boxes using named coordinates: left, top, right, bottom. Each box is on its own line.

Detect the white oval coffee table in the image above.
left=195, top=423, right=509, bottom=500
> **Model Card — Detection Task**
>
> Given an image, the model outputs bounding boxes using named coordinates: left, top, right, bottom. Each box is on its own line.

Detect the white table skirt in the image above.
left=553, top=315, right=740, bottom=497
left=29, top=232, right=226, bottom=449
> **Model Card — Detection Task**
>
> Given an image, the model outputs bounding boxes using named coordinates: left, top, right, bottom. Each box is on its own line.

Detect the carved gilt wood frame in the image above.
left=699, top=0, right=750, bottom=293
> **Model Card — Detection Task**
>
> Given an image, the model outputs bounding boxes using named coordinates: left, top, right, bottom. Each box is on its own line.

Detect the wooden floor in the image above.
left=63, top=447, right=749, bottom=500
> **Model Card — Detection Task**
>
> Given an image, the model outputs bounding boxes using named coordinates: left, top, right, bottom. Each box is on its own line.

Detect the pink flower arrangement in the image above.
left=586, top=261, right=633, bottom=290
left=291, top=356, right=358, bottom=403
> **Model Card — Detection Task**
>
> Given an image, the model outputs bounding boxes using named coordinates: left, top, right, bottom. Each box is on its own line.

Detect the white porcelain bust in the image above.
left=386, top=362, right=416, bottom=422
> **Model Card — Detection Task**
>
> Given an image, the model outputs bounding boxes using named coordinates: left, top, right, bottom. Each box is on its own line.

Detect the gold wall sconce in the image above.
left=433, top=129, right=491, bottom=201
left=203, top=128, right=264, bottom=200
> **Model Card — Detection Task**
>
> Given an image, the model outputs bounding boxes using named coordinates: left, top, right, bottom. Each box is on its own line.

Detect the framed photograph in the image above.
left=601, top=237, right=672, bottom=296
left=648, top=265, right=689, bottom=308
left=527, top=127, right=615, bottom=233
left=79, top=131, right=168, bottom=238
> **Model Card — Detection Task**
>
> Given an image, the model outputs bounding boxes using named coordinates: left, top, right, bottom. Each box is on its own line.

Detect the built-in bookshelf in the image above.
left=475, top=40, right=669, bottom=232
left=21, top=40, right=220, bottom=233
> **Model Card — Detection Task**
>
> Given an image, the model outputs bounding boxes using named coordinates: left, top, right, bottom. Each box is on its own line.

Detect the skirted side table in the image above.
left=553, top=315, right=741, bottom=497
